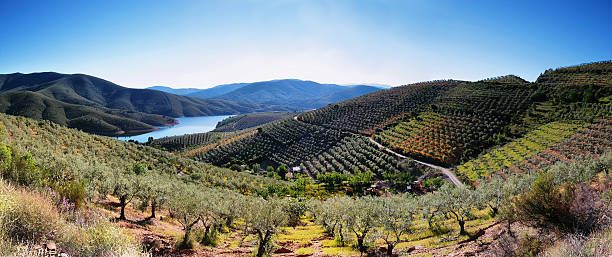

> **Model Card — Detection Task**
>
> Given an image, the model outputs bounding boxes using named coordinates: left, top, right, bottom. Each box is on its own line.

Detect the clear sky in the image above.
left=1, top=0, right=611, bottom=88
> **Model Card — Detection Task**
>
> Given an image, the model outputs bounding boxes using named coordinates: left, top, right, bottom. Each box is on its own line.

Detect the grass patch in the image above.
left=322, top=246, right=360, bottom=256
left=295, top=247, right=315, bottom=254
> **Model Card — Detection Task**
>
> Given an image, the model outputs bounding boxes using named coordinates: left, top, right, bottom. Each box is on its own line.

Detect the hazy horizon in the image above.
left=1, top=0, right=611, bottom=89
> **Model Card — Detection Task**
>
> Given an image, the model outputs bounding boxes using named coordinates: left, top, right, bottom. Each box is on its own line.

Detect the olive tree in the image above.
left=437, top=184, right=478, bottom=235
left=286, top=198, right=308, bottom=227
left=476, top=176, right=506, bottom=217
left=311, top=196, right=352, bottom=245
left=374, top=196, right=418, bottom=256
left=477, top=174, right=533, bottom=217
left=343, top=196, right=379, bottom=254
left=242, top=197, right=289, bottom=257
left=198, top=188, right=226, bottom=246
left=168, top=182, right=204, bottom=248
left=135, top=173, right=172, bottom=220
left=418, top=190, right=446, bottom=233
left=217, top=189, right=245, bottom=228
left=111, top=163, right=148, bottom=220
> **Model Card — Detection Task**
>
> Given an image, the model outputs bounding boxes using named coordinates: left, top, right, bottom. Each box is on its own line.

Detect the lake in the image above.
left=115, top=115, right=233, bottom=142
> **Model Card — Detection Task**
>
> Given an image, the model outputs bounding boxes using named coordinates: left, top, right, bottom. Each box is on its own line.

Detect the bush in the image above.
left=0, top=184, right=61, bottom=242
left=60, top=221, right=144, bottom=256
left=0, top=179, right=145, bottom=257
left=56, top=180, right=87, bottom=209
left=510, top=173, right=610, bottom=235
left=515, top=234, right=545, bottom=257
left=543, top=229, right=612, bottom=257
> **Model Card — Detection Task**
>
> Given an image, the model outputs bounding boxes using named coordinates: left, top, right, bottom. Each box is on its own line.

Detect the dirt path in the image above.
left=368, top=137, right=464, bottom=187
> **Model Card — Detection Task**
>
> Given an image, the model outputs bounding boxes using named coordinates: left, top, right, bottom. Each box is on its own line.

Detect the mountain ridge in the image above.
left=149, top=79, right=383, bottom=109
left=0, top=72, right=298, bottom=135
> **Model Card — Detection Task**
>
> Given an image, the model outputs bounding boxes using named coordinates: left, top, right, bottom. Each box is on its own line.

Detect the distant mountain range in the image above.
left=0, top=72, right=297, bottom=136
left=146, top=86, right=202, bottom=96
left=147, top=79, right=383, bottom=109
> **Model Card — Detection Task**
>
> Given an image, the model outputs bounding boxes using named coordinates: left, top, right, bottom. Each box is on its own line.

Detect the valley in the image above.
left=1, top=60, right=610, bottom=256
left=117, top=115, right=233, bottom=143
left=3, top=1, right=611, bottom=256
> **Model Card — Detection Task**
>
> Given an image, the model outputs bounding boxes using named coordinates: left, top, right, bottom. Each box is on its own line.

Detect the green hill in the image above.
left=161, top=63, right=611, bottom=179
left=479, top=74, right=529, bottom=84
left=1, top=61, right=611, bottom=257
left=0, top=72, right=299, bottom=135
left=536, top=60, right=612, bottom=85
left=212, top=111, right=296, bottom=132
left=0, top=91, right=175, bottom=135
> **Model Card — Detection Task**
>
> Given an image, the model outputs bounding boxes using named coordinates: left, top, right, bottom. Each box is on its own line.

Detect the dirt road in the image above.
left=368, top=137, right=463, bottom=187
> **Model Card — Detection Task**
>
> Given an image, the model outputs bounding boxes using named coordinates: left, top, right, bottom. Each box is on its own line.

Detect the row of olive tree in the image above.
left=310, top=173, right=536, bottom=256
left=163, top=180, right=297, bottom=257
left=312, top=195, right=419, bottom=255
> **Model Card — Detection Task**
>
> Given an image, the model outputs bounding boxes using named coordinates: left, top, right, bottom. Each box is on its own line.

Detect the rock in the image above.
left=179, top=249, right=197, bottom=255
left=274, top=247, right=293, bottom=253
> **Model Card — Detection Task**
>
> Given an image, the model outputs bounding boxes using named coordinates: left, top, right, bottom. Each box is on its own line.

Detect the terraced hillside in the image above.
left=298, top=80, right=463, bottom=134
left=3, top=61, right=612, bottom=257
left=454, top=121, right=587, bottom=183
left=374, top=83, right=537, bottom=165
left=509, top=118, right=612, bottom=174
left=537, top=61, right=612, bottom=85
left=158, top=64, right=610, bottom=184
left=212, top=111, right=295, bottom=132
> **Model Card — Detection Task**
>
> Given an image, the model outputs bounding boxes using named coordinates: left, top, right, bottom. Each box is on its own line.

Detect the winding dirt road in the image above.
left=368, top=137, right=464, bottom=187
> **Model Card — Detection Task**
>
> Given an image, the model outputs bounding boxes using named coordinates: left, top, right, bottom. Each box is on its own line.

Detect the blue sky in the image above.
left=1, top=0, right=611, bottom=88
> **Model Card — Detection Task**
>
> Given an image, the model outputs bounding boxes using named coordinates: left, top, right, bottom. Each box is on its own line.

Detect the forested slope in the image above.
left=0, top=72, right=297, bottom=135
left=162, top=63, right=611, bottom=186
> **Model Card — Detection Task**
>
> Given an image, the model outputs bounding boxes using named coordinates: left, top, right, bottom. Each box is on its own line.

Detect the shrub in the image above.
left=60, top=221, right=144, bottom=257
left=510, top=173, right=610, bottom=235
left=543, top=229, right=612, bottom=257
left=0, top=179, right=145, bottom=257
left=516, top=234, right=545, bottom=257
left=0, top=183, right=61, bottom=243
left=56, top=179, right=87, bottom=209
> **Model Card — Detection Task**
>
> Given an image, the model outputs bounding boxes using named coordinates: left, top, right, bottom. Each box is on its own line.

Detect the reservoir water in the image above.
left=115, top=115, right=232, bottom=142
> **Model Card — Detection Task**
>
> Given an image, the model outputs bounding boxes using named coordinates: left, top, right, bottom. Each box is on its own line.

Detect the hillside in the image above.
left=162, top=63, right=611, bottom=181
left=0, top=72, right=298, bottom=135
left=2, top=61, right=612, bottom=257
left=177, top=79, right=382, bottom=109
left=184, top=83, right=249, bottom=98
left=479, top=74, right=529, bottom=84
left=212, top=111, right=296, bottom=132
left=0, top=90, right=182, bottom=136
left=536, top=60, right=612, bottom=85
left=146, top=86, right=201, bottom=95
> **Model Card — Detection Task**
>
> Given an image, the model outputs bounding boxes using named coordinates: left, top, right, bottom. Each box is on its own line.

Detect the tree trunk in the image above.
left=490, top=206, right=498, bottom=217
left=386, top=243, right=394, bottom=256
left=506, top=220, right=514, bottom=238
left=182, top=226, right=192, bottom=247
left=119, top=196, right=127, bottom=220
left=458, top=220, right=467, bottom=235
left=256, top=230, right=270, bottom=257
left=200, top=225, right=211, bottom=244
left=149, top=201, right=156, bottom=219
left=225, top=217, right=234, bottom=228
left=357, top=236, right=366, bottom=254
left=428, top=212, right=436, bottom=229
left=338, top=224, right=344, bottom=246
left=180, top=217, right=200, bottom=248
